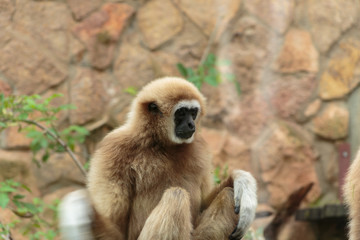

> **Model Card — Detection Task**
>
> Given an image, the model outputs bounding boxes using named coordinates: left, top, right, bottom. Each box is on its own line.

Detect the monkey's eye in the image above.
left=148, top=102, right=159, bottom=113
left=190, top=108, right=198, bottom=120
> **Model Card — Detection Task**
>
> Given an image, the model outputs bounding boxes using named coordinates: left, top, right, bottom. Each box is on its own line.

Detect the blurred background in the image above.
left=1, top=0, right=360, bottom=239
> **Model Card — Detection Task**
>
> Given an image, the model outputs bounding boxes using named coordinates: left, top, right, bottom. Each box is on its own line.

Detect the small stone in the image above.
left=305, top=0, right=359, bottom=53
left=270, top=74, right=317, bottom=119
left=70, top=68, right=108, bottom=125
left=223, top=135, right=248, bottom=157
left=73, top=3, right=134, bottom=69
left=319, top=42, right=360, bottom=100
left=312, top=103, right=349, bottom=140
left=0, top=126, right=31, bottom=150
left=244, top=0, right=295, bottom=33
left=173, top=0, right=242, bottom=39
left=66, top=0, right=102, bottom=20
left=138, top=0, right=183, bottom=49
left=32, top=152, right=86, bottom=194
left=13, top=0, right=74, bottom=61
left=253, top=122, right=321, bottom=208
left=304, top=99, right=322, bottom=118
left=200, top=128, right=227, bottom=155
left=274, top=29, right=318, bottom=73
left=114, top=41, right=156, bottom=89
left=0, top=79, right=12, bottom=96
left=0, top=0, right=15, bottom=27
left=0, top=29, right=67, bottom=95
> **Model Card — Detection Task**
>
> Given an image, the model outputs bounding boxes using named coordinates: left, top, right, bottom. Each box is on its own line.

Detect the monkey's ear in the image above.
left=147, top=102, right=162, bottom=115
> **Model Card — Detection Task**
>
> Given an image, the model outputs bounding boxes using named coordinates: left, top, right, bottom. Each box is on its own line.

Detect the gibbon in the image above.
left=345, top=149, right=360, bottom=240
left=59, top=77, right=257, bottom=240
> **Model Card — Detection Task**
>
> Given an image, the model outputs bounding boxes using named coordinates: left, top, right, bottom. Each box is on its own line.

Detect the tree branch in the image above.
left=22, top=120, right=87, bottom=177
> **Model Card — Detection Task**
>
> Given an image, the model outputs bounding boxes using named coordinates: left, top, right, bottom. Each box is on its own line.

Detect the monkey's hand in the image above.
left=229, top=170, right=257, bottom=240
left=59, top=189, right=95, bottom=240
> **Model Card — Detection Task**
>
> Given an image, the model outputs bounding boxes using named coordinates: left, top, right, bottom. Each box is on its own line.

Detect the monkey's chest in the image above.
left=129, top=160, right=202, bottom=237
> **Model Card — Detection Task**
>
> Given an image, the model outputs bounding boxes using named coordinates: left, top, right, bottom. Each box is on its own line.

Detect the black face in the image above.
left=174, top=107, right=198, bottom=139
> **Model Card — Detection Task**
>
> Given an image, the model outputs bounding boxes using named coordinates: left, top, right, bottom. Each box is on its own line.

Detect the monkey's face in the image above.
left=129, top=77, right=206, bottom=145
left=170, top=100, right=201, bottom=144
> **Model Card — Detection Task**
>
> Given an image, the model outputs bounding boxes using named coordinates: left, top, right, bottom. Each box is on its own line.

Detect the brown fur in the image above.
left=344, top=149, right=360, bottom=240
left=87, top=77, right=238, bottom=240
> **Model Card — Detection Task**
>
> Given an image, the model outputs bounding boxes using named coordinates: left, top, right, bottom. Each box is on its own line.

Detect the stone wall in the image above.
left=1, top=0, right=360, bottom=238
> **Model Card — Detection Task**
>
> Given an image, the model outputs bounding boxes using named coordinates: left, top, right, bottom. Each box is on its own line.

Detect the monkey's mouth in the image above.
left=175, top=130, right=195, bottom=139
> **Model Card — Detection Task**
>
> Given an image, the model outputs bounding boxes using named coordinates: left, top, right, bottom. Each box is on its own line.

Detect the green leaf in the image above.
left=13, top=194, right=25, bottom=200
left=234, top=81, right=242, bottom=96
left=42, top=151, right=50, bottom=162
left=0, top=192, right=10, bottom=208
left=204, top=53, right=216, bottom=68
left=176, top=63, right=188, bottom=77
left=124, top=87, right=138, bottom=96
left=0, top=122, right=6, bottom=127
left=21, top=184, right=32, bottom=193
left=22, top=202, right=39, bottom=214
left=204, top=75, right=218, bottom=86
left=188, top=76, right=202, bottom=89
left=0, top=185, right=16, bottom=193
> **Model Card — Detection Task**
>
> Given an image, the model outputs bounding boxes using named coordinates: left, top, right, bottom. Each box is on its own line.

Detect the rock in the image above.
left=218, top=16, right=279, bottom=95
left=270, top=74, right=317, bottom=119
left=138, top=0, right=183, bottom=49
left=200, top=128, right=227, bottom=156
left=73, top=3, right=134, bottom=69
left=151, top=51, right=182, bottom=77
left=278, top=216, right=317, bottom=240
left=0, top=150, right=40, bottom=196
left=66, top=0, right=102, bottom=21
left=319, top=41, right=360, bottom=100
left=305, top=0, right=359, bottom=53
left=114, top=41, right=156, bottom=89
left=0, top=79, right=12, bottom=96
left=162, top=19, right=207, bottom=68
left=312, top=103, right=349, bottom=140
left=13, top=0, right=74, bottom=61
left=304, top=99, right=322, bottom=118
left=32, top=152, right=86, bottom=194
left=0, top=126, right=31, bottom=150
left=253, top=122, right=321, bottom=209
left=225, top=93, right=272, bottom=143
left=223, top=135, right=248, bottom=157
left=0, top=29, right=67, bottom=95
left=70, top=68, right=108, bottom=125
left=244, top=0, right=295, bottom=34
left=0, top=0, right=15, bottom=27
left=314, top=141, right=338, bottom=189
left=274, top=29, right=318, bottom=73
left=173, top=0, right=242, bottom=39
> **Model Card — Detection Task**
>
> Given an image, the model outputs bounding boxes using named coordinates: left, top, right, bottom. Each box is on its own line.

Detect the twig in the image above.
left=22, top=119, right=87, bottom=177
left=0, top=217, right=14, bottom=240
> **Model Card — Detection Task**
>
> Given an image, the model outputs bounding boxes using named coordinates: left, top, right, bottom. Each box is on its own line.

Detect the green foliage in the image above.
left=0, top=180, right=60, bottom=239
left=0, top=93, right=89, bottom=165
left=176, top=53, right=241, bottom=94
left=124, top=86, right=138, bottom=96
left=243, top=227, right=265, bottom=240
left=0, top=93, right=89, bottom=239
left=213, top=164, right=229, bottom=184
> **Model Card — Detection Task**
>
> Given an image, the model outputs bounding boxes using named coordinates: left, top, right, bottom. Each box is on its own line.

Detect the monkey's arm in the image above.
left=229, top=170, right=257, bottom=239
left=200, top=170, right=257, bottom=240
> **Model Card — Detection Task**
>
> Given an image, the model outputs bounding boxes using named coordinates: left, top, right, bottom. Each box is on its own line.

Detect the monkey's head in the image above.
left=127, top=77, right=206, bottom=145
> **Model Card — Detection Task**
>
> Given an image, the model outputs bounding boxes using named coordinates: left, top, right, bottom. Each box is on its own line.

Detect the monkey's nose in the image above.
left=188, top=121, right=195, bottom=130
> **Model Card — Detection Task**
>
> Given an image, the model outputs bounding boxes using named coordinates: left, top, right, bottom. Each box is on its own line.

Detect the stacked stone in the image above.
left=1, top=0, right=360, bottom=239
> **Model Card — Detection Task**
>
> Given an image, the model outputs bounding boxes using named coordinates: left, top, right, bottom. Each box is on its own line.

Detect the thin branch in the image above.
left=199, top=14, right=221, bottom=65
left=0, top=217, right=14, bottom=240
left=22, top=120, right=87, bottom=177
